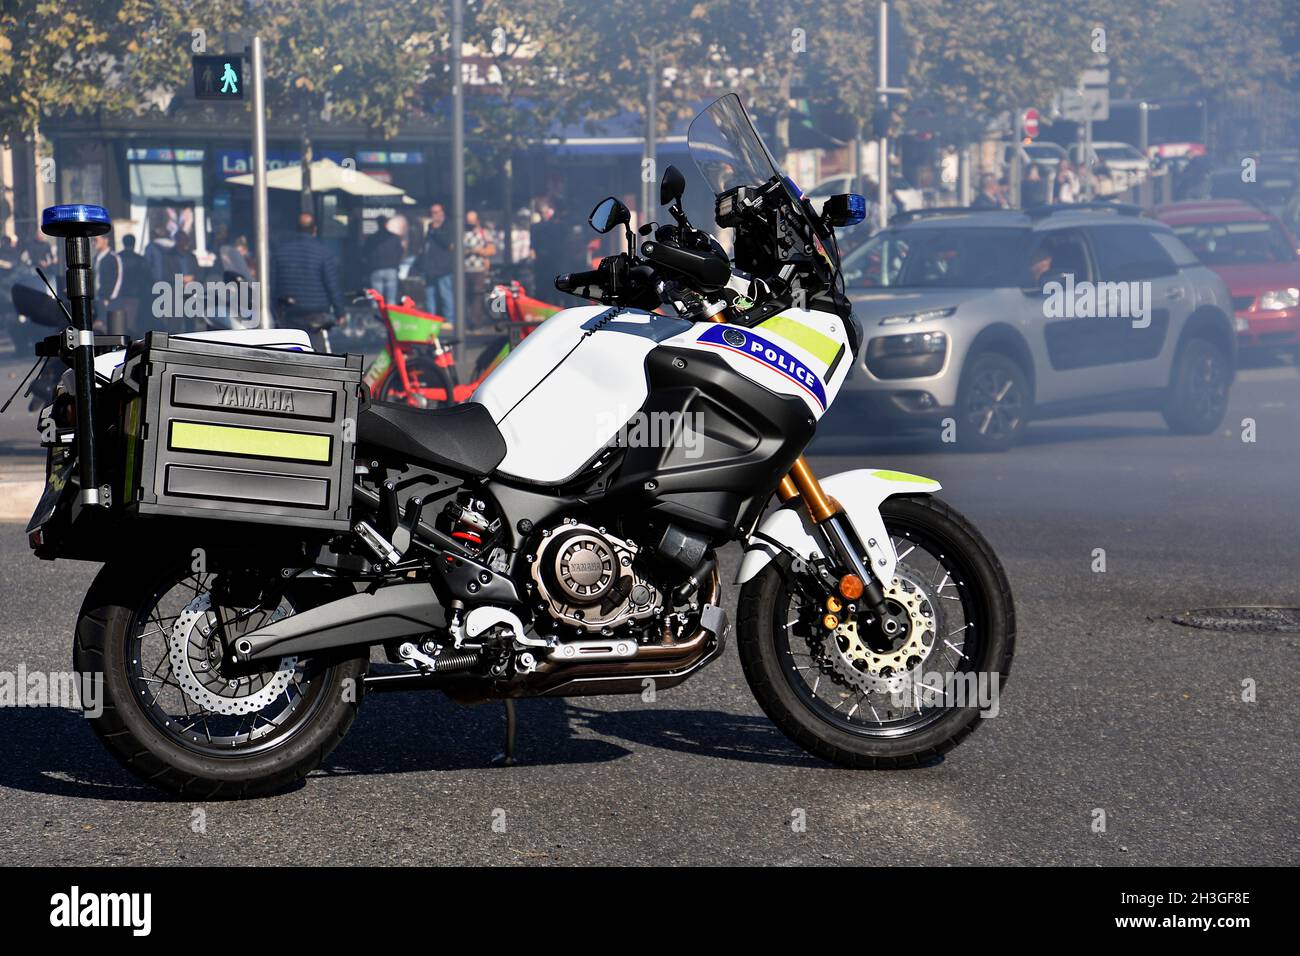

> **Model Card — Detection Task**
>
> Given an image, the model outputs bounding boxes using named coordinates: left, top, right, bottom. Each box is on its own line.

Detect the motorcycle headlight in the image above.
left=878, top=307, right=955, bottom=326
left=1258, top=288, right=1300, bottom=311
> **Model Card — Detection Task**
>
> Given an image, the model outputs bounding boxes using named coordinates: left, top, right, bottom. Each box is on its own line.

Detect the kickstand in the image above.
left=491, top=699, right=517, bottom=766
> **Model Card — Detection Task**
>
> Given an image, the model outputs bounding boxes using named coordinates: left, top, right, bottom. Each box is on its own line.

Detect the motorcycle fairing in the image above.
left=664, top=307, right=851, bottom=419
left=736, top=469, right=942, bottom=585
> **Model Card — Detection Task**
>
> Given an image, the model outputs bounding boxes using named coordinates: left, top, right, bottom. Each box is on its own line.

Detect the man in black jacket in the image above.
left=362, top=215, right=404, bottom=305
left=118, top=234, right=151, bottom=335
left=269, top=213, right=346, bottom=351
left=421, top=202, right=455, bottom=320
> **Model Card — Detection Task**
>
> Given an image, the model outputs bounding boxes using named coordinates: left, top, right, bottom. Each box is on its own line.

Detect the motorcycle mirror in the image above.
left=589, top=196, right=631, bottom=234
left=660, top=165, right=686, bottom=206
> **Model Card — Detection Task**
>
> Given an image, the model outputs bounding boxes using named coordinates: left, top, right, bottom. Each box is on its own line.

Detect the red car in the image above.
left=1153, top=200, right=1300, bottom=355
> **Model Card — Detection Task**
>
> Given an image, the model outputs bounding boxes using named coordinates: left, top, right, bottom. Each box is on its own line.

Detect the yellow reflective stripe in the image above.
left=872, top=469, right=936, bottom=484
left=170, top=421, right=331, bottom=463
left=758, top=314, right=840, bottom=367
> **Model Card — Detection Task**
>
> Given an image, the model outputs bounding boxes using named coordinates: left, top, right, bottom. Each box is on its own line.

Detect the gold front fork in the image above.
left=778, top=456, right=885, bottom=612
left=780, top=456, right=839, bottom=523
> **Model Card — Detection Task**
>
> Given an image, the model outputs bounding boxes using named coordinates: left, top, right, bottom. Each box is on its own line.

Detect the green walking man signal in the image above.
left=193, top=54, right=244, bottom=100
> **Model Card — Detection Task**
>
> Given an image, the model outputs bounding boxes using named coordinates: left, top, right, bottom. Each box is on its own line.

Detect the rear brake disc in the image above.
left=168, top=594, right=298, bottom=717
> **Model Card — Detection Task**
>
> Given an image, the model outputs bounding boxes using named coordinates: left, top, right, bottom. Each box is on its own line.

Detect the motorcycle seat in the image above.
left=357, top=399, right=507, bottom=478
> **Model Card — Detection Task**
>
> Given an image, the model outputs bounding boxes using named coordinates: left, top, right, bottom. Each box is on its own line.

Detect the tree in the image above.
left=897, top=0, right=1091, bottom=143
left=458, top=0, right=603, bottom=263
left=250, top=0, right=443, bottom=212
left=0, top=0, right=245, bottom=141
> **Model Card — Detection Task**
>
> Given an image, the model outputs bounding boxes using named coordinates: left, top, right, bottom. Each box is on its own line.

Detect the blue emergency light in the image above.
left=41, top=203, right=112, bottom=238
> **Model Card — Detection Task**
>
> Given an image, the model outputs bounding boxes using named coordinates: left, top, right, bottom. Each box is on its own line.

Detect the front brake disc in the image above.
left=826, top=573, right=938, bottom=694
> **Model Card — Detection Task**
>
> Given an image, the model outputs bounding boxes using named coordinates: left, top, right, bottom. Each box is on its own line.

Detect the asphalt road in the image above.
left=0, top=346, right=1296, bottom=866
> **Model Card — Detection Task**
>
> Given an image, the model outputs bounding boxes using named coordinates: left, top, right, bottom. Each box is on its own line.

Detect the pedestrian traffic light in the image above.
left=193, top=54, right=244, bottom=100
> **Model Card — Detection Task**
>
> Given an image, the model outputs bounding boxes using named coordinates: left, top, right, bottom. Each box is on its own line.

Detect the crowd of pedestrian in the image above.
left=4, top=192, right=607, bottom=352
left=970, top=158, right=1085, bottom=210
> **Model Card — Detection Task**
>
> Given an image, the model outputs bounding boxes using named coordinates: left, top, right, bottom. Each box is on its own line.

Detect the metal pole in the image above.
left=877, top=1, right=889, bottom=230
left=1010, top=110, right=1023, bottom=208
left=451, top=0, right=466, bottom=349
left=1083, top=115, right=1094, bottom=202
left=1137, top=100, right=1151, bottom=208
left=64, top=233, right=101, bottom=504
left=251, top=36, right=271, bottom=328
left=643, top=45, right=658, bottom=224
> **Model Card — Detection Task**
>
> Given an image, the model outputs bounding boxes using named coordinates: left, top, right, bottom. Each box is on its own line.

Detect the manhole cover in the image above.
left=1172, top=606, right=1300, bottom=633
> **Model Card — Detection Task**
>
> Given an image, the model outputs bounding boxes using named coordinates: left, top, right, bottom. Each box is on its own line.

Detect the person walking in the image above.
left=92, top=233, right=125, bottom=335
left=269, top=213, right=346, bottom=351
left=117, top=234, right=151, bottom=337
left=363, top=216, right=403, bottom=304
left=420, top=202, right=455, bottom=320
left=530, top=200, right=565, bottom=297
left=462, top=209, right=496, bottom=333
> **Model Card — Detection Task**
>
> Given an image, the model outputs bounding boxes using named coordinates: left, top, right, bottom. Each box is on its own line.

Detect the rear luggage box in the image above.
left=124, top=333, right=360, bottom=530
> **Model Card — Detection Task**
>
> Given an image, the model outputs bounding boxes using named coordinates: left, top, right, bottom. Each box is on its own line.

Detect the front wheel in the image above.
left=737, top=495, right=1015, bottom=768
left=955, top=352, right=1031, bottom=452
left=1163, top=337, right=1230, bottom=434
left=74, top=559, right=368, bottom=798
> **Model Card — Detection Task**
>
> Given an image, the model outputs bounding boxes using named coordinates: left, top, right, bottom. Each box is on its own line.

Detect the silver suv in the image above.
left=839, top=204, right=1237, bottom=450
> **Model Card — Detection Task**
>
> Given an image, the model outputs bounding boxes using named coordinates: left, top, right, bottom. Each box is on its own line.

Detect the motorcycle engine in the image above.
left=530, top=521, right=662, bottom=634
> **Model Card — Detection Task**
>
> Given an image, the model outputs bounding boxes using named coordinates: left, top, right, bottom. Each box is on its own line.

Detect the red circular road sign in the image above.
left=1022, top=108, right=1040, bottom=138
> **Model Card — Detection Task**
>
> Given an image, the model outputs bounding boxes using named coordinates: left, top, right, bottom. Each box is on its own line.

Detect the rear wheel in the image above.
left=74, top=559, right=367, bottom=799
left=955, top=352, right=1030, bottom=451
left=1163, top=337, right=1230, bottom=434
left=737, top=495, right=1014, bottom=768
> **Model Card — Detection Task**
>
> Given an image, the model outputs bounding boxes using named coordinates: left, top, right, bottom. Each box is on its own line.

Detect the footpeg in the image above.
left=355, top=520, right=401, bottom=566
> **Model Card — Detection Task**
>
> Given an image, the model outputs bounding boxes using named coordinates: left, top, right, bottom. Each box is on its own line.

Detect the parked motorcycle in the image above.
left=25, top=94, right=1013, bottom=797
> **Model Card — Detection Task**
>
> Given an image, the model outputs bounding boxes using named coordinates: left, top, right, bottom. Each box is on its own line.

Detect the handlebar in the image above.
left=554, top=268, right=605, bottom=294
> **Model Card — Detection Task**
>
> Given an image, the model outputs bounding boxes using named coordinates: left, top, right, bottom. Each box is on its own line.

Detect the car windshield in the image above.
left=1170, top=220, right=1297, bottom=265
left=1024, top=146, right=1061, bottom=161
left=841, top=227, right=1032, bottom=289
left=1095, top=145, right=1142, bottom=162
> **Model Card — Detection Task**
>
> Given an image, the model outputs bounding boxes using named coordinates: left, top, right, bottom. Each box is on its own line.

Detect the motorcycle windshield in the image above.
left=688, top=93, right=838, bottom=267
left=688, top=93, right=784, bottom=197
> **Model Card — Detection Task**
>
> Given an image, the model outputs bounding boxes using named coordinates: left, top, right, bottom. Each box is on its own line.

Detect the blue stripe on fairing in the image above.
left=696, top=324, right=828, bottom=409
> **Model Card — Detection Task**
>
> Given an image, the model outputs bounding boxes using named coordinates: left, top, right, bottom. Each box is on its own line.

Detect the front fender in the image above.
left=736, top=469, right=941, bottom=585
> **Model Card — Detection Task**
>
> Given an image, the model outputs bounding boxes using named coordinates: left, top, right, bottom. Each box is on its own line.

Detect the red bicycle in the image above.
left=468, top=281, right=563, bottom=381
left=357, top=283, right=562, bottom=408
left=356, top=289, right=473, bottom=407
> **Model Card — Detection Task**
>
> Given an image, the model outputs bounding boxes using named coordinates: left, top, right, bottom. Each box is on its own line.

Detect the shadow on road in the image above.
left=810, top=419, right=1169, bottom=458
left=1, top=684, right=905, bottom=801
left=0, top=705, right=171, bottom=802
left=324, top=692, right=820, bottom=776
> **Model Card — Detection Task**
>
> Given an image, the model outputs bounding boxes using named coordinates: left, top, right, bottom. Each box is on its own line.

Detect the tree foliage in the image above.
left=2, top=0, right=1296, bottom=149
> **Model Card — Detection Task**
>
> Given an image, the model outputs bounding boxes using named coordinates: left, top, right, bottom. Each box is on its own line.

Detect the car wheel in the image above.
left=955, top=352, right=1031, bottom=452
left=1162, top=337, right=1230, bottom=435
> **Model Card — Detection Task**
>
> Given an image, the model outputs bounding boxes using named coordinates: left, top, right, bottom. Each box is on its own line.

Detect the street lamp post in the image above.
left=451, top=0, right=466, bottom=350
left=250, top=36, right=271, bottom=328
